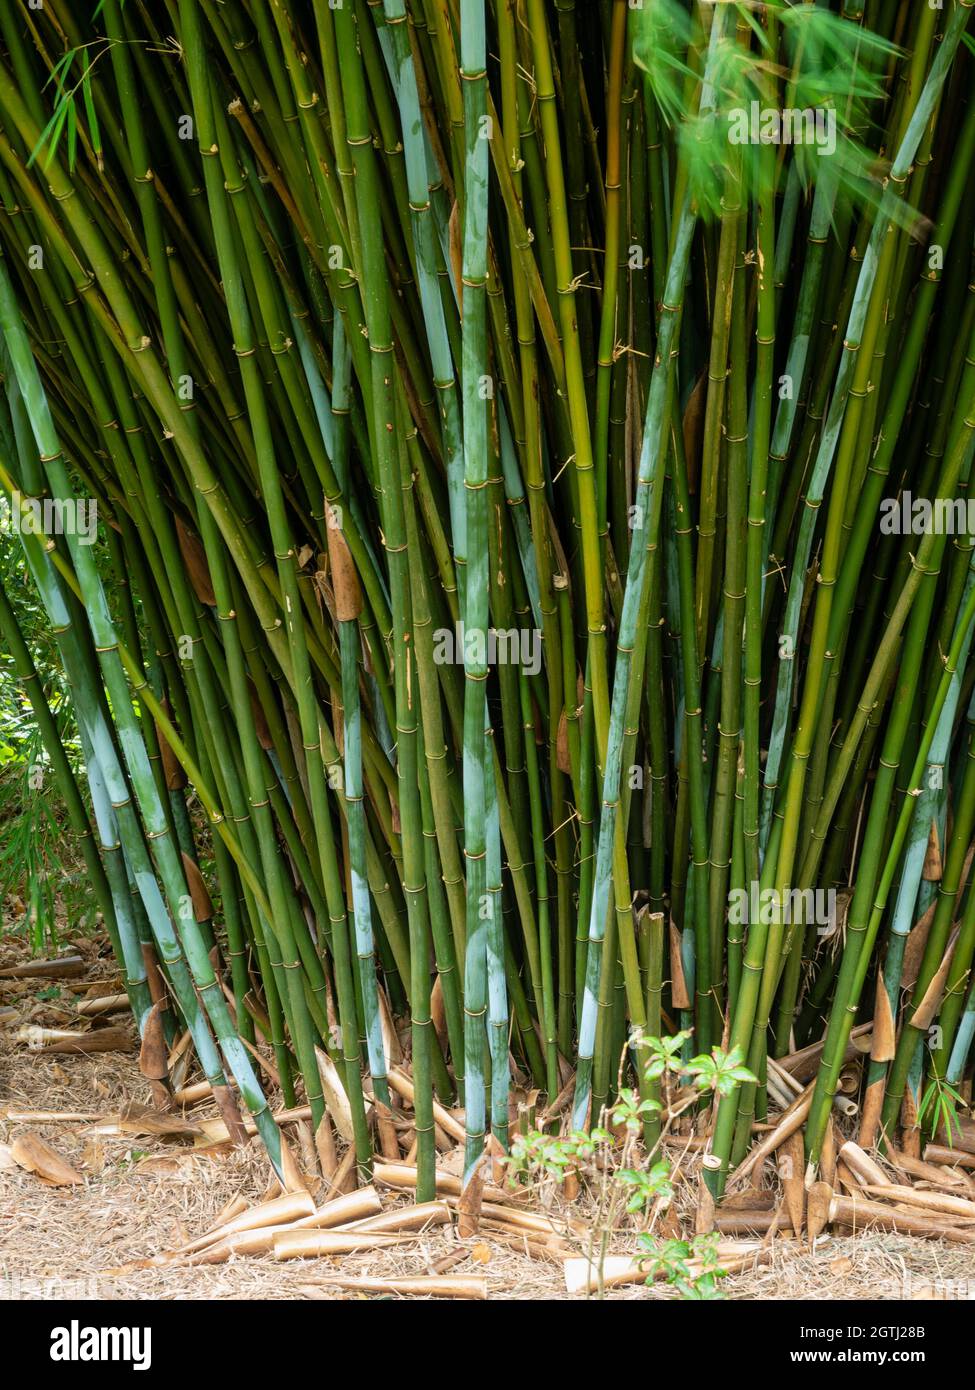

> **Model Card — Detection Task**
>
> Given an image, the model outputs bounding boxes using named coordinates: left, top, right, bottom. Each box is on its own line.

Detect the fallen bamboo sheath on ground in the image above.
left=174, top=1192, right=316, bottom=1257
left=1, top=1102, right=311, bottom=1138
left=340, top=1202, right=453, bottom=1234
left=563, top=1244, right=768, bottom=1295
left=2, top=1109, right=103, bottom=1123
left=299, top=1277, right=488, bottom=1301
left=82, top=1109, right=203, bottom=1139
left=924, top=1146, right=975, bottom=1171
left=287, top=1187, right=384, bottom=1230
left=721, top=1188, right=777, bottom=1212
left=837, top=1142, right=892, bottom=1188
left=73, top=994, right=129, bottom=1016
left=15, top=1026, right=134, bottom=1053
left=781, top=1134, right=806, bottom=1233
left=858, top=1184, right=975, bottom=1220
left=173, top=1083, right=213, bottom=1107
left=273, top=1230, right=420, bottom=1261
left=171, top=1104, right=326, bottom=1141
left=8, top=1131, right=84, bottom=1185
left=172, top=1189, right=387, bottom=1263
left=807, top=1183, right=834, bottom=1243
left=888, top=1150, right=975, bottom=1191
left=0, top=958, right=85, bottom=980
left=180, top=1227, right=331, bottom=1265
left=180, top=1230, right=282, bottom=1265
left=828, top=1195, right=975, bottom=1243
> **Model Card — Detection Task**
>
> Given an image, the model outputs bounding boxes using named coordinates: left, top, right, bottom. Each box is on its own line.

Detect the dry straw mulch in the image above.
left=2, top=933, right=974, bottom=1301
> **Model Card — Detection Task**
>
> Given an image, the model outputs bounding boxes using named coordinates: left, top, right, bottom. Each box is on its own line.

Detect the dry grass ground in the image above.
left=2, top=931, right=974, bottom=1302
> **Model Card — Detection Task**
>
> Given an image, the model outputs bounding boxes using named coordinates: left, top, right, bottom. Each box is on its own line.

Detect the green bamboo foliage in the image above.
left=0, top=0, right=974, bottom=1200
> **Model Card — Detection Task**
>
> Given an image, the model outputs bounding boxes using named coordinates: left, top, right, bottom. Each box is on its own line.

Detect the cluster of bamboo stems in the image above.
left=1, top=0, right=975, bottom=1200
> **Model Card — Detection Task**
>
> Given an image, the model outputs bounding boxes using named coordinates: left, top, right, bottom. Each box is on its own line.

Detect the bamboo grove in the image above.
left=1, top=0, right=975, bottom=1202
